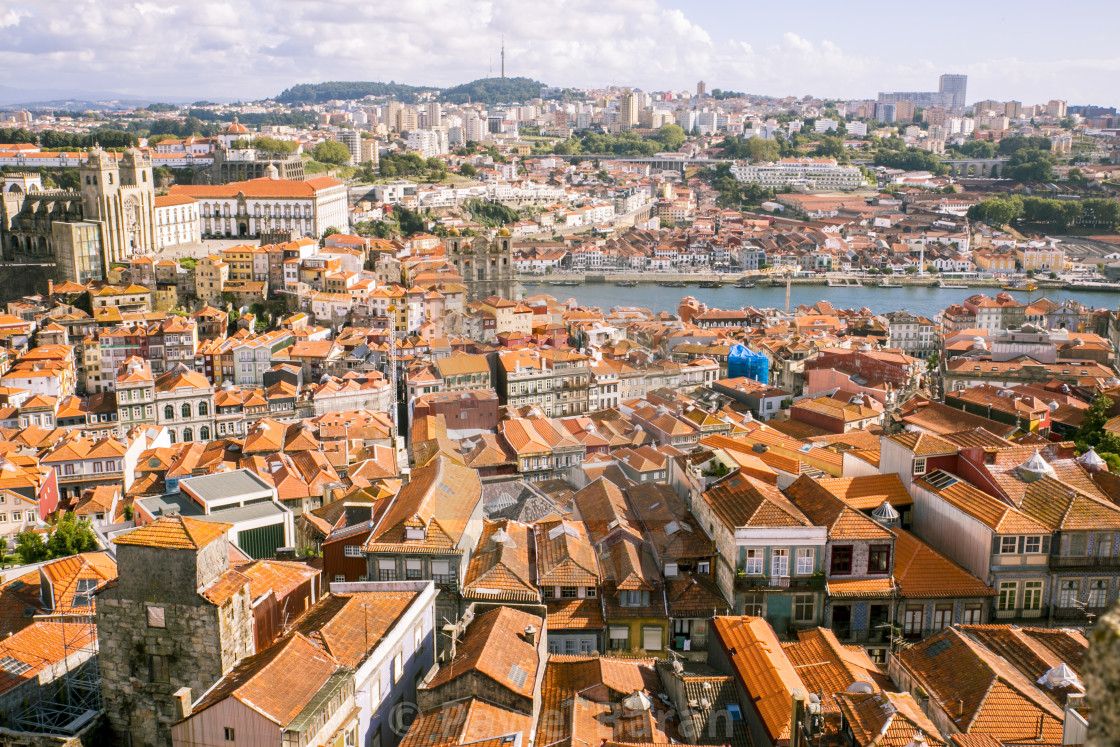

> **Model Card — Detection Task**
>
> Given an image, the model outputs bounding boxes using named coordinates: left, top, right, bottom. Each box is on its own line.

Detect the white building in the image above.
left=153, top=194, right=200, bottom=249
left=730, top=158, right=866, bottom=191
left=407, top=130, right=441, bottom=159
left=169, top=173, right=349, bottom=239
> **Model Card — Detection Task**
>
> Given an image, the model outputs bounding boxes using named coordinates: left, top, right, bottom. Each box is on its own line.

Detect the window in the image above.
left=1024, top=581, right=1043, bottom=611
left=1058, top=580, right=1080, bottom=608
left=585, top=587, right=596, bottom=598
left=369, top=678, right=381, bottom=708
left=998, top=581, right=1018, bottom=611
left=182, top=428, right=193, bottom=442
left=1000, top=536, right=1018, bottom=554
left=913, top=457, right=927, bottom=476
left=149, top=654, right=169, bottom=683
left=962, top=603, right=983, bottom=624
left=1024, top=536, right=1042, bottom=554
left=564, top=638, right=577, bottom=655
left=621, top=590, right=649, bottom=607
left=561, top=586, right=578, bottom=599
left=146, top=606, right=165, bottom=628
left=181, top=403, right=192, bottom=419
left=664, top=562, right=678, bottom=577
left=697, top=561, right=710, bottom=574
left=796, top=548, right=814, bottom=575
left=793, top=594, right=815, bottom=623
left=199, top=426, right=210, bottom=441
left=1088, top=579, right=1109, bottom=608
left=198, top=402, right=209, bottom=417
left=830, top=546, right=853, bottom=576
left=608, top=627, right=629, bottom=650
left=333, top=575, right=345, bottom=582
left=405, top=559, right=422, bottom=580
left=868, top=545, right=891, bottom=574
left=933, top=604, right=953, bottom=631
left=392, top=651, right=403, bottom=683
left=1097, top=535, right=1113, bottom=558
left=344, top=545, right=362, bottom=557
left=771, top=549, right=789, bottom=578
left=642, top=626, right=663, bottom=651
left=164, top=405, right=174, bottom=420
left=903, top=605, right=924, bottom=636
left=414, top=625, right=423, bottom=650
left=742, top=549, right=763, bottom=575
left=1066, top=534, right=1087, bottom=556
left=224, top=728, right=235, bottom=742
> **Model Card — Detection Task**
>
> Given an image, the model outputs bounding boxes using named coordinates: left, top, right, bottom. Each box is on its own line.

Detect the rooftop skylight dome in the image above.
left=1016, top=450, right=1055, bottom=482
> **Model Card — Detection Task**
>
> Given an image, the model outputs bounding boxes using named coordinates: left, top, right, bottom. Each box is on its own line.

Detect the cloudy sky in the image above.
left=1, top=0, right=1117, bottom=105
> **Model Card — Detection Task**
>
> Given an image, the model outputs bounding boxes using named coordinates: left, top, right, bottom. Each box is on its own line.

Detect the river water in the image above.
left=528, top=283, right=1120, bottom=319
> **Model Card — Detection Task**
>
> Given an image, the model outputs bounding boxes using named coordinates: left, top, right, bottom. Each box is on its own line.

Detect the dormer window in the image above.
left=405, top=526, right=425, bottom=541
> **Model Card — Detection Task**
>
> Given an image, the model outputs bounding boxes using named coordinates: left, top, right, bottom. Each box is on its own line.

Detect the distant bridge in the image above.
left=941, top=158, right=1011, bottom=178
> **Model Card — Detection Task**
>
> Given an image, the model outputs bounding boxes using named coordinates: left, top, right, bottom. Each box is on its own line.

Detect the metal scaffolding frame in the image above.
left=10, top=612, right=103, bottom=736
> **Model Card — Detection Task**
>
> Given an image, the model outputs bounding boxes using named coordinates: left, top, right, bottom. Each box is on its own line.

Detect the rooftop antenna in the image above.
left=501, top=34, right=506, bottom=79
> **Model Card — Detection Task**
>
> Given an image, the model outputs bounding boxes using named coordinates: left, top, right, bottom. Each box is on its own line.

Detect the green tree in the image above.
left=656, top=124, right=687, bottom=151
left=1067, top=167, right=1085, bottom=182
left=1076, top=394, right=1115, bottom=451
left=312, top=141, right=351, bottom=166
left=460, top=163, right=478, bottom=177
left=46, top=513, right=98, bottom=559
left=252, top=136, right=298, bottom=156
left=15, top=531, right=50, bottom=564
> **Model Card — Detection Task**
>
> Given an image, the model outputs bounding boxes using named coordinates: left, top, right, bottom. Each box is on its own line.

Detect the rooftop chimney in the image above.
left=173, top=687, right=193, bottom=720
left=523, top=625, right=538, bottom=646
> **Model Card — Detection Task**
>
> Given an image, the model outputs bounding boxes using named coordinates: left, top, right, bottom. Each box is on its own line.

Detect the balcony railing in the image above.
left=735, top=574, right=822, bottom=592
left=433, top=574, right=458, bottom=591
left=1049, top=555, right=1120, bottom=570
left=1053, top=605, right=1108, bottom=622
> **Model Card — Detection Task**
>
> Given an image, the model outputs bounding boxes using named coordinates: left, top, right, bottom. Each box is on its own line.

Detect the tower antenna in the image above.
left=501, top=35, right=506, bottom=79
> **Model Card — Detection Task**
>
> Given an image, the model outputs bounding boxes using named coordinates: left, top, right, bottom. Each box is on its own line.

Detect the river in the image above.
left=527, top=283, right=1120, bottom=319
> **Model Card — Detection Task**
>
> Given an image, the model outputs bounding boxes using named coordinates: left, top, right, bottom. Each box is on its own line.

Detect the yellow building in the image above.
left=219, top=244, right=255, bottom=281
left=195, top=255, right=230, bottom=306
left=1015, top=246, right=1066, bottom=271
left=973, top=250, right=1016, bottom=272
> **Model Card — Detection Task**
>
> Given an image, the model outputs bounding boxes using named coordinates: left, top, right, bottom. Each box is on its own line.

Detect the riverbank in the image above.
left=533, top=283, right=1120, bottom=318
left=517, top=273, right=1098, bottom=292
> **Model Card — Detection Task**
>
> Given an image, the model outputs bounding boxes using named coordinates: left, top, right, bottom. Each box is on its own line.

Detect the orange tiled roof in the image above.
left=711, top=616, right=805, bottom=742
left=891, top=528, right=992, bottom=599
left=424, top=607, right=542, bottom=698
left=113, top=515, right=230, bottom=550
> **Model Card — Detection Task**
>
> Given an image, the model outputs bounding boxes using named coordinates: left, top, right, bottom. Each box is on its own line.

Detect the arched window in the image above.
left=199, top=426, right=210, bottom=441
left=164, top=405, right=173, bottom=420
left=181, top=403, right=192, bottom=418
left=168, top=431, right=176, bottom=444
left=198, top=402, right=209, bottom=417
left=182, top=428, right=193, bottom=442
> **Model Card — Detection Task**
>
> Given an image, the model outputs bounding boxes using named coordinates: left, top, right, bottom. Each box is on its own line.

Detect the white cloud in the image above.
left=0, top=0, right=1114, bottom=104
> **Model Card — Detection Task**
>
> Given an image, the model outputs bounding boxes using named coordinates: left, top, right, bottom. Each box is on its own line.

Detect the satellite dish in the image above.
left=846, top=682, right=875, bottom=694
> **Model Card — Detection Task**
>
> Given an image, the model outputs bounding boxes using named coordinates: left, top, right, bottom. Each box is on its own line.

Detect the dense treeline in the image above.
left=696, top=162, right=776, bottom=208
left=464, top=199, right=519, bottom=227
left=968, top=195, right=1120, bottom=228
left=874, top=148, right=948, bottom=175
left=546, top=125, right=686, bottom=156
left=277, top=81, right=432, bottom=105
left=441, top=77, right=548, bottom=105
left=0, top=127, right=137, bottom=149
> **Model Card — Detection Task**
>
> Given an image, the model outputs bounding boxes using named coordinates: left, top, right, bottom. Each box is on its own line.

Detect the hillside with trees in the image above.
left=276, top=81, right=434, bottom=104
left=439, top=77, right=549, bottom=105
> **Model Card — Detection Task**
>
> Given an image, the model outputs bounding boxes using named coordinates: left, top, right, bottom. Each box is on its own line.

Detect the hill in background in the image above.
left=274, top=77, right=552, bottom=106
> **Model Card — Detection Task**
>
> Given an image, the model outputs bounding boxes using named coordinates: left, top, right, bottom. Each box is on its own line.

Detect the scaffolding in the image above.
left=9, top=609, right=103, bottom=736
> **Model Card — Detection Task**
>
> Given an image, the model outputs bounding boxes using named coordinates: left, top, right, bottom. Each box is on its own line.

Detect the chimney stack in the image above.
left=523, top=625, right=538, bottom=646
left=173, top=687, right=193, bottom=720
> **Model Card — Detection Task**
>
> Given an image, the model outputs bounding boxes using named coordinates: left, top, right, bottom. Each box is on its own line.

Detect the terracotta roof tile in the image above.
left=890, top=528, right=992, bottom=599
left=113, top=515, right=230, bottom=550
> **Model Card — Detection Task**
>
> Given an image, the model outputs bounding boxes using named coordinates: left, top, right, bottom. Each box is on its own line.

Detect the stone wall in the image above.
left=97, top=539, right=252, bottom=747
left=1085, top=603, right=1120, bottom=746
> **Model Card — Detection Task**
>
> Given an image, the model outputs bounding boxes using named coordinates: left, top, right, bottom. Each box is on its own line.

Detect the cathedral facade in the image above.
left=0, top=147, right=157, bottom=281
left=445, top=233, right=519, bottom=301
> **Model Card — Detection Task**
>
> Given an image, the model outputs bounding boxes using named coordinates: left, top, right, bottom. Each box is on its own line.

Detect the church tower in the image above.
left=120, top=147, right=153, bottom=188
left=79, top=146, right=120, bottom=223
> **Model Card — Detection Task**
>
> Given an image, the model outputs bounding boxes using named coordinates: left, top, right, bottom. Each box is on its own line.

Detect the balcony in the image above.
left=735, top=574, right=822, bottom=592
left=1053, top=605, right=1107, bottom=622
left=433, top=573, right=458, bottom=591
left=1048, top=554, right=1120, bottom=570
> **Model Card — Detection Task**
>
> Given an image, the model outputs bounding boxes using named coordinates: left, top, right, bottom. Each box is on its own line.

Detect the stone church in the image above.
left=0, top=146, right=157, bottom=281
left=445, top=231, right=519, bottom=301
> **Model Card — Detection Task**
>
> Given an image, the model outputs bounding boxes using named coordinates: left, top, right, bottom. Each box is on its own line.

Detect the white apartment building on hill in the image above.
left=730, top=158, right=867, bottom=191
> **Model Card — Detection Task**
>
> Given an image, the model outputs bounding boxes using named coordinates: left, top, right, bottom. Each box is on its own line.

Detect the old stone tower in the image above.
left=79, top=146, right=156, bottom=263
left=97, top=516, right=253, bottom=747
left=445, top=231, right=518, bottom=301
